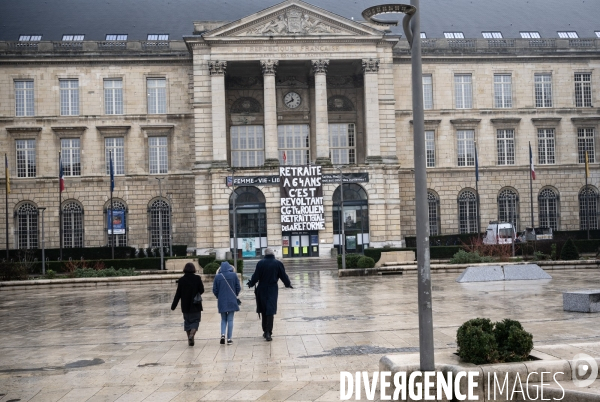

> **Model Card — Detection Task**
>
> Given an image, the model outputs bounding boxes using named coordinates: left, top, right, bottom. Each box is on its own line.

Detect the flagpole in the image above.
left=5, top=154, right=8, bottom=259
left=529, top=141, right=534, bottom=230
left=110, top=151, right=114, bottom=260
left=59, top=152, right=63, bottom=261
left=586, top=150, right=590, bottom=240
left=474, top=143, right=480, bottom=233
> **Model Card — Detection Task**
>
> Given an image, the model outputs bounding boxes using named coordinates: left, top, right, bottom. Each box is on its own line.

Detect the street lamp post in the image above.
left=335, top=166, right=345, bottom=270
left=156, top=177, right=164, bottom=270
left=362, top=1, right=434, bottom=371
left=37, top=207, right=46, bottom=275
left=229, top=169, right=238, bottom=272
left=167, top=192, right=173, bottom=257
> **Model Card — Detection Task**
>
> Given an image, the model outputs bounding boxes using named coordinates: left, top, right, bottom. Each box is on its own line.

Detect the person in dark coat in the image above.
left=171, top=262, right=204, bottom=346
left=212, top=261, right=241, bottom=345
left=247, top=248, right=292, bottom=341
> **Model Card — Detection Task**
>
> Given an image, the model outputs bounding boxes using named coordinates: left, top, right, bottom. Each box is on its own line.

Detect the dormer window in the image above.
left=558, top=31, right=578, bottom=38
left=596, top=31, right=600, bottom=38
left=62, top=34, right=85, bottom=41
left=147, top=34, right=169, bottom=40
left=482, top=32, right=503, bottom=39
left=520, top=32, right=541, bottom=38
left=106, top=34, right=128, bottom=41
left=444, top=32, right=464, bottom=39
left=19, top=35, right=42, bottom=41
left=420, top=32, right=427, bottom=39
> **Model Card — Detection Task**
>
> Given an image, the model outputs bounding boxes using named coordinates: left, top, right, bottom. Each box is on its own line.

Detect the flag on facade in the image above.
left=283, top=151, right=287, bottom=164
left=585, top=150, right=590, bottom=178
left=59, top=153, right=65, bottom=192
left=529, top=142, right=536, bottom=180
left=474, top=146, right=479, bottom=182
left=109, top=151, right=115, bottom=192
left=4, top=154, right=10, bottom=194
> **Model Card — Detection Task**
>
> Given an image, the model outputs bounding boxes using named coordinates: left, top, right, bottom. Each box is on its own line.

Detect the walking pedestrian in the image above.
left=213, top=261, right=241, bottom=345
left=247, top=248, right=293, bottom=341
left=171, top=262, right=204, bottom=346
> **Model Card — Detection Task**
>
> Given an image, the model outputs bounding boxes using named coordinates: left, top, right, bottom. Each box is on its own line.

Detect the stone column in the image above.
left=208, top=60, right=227, bottom=167
left=261, top=59, right=279, bottom=166
left=362, top=58, right=382, bottom=164
left=312, top=59, right=330, bottom=165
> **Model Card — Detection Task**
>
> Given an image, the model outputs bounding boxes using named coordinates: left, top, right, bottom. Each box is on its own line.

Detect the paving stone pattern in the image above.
left=1, top=270, right=600, bottom=401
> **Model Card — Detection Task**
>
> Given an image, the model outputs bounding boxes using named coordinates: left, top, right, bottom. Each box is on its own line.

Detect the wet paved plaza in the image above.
left=0, top=268, right=599, bottom=401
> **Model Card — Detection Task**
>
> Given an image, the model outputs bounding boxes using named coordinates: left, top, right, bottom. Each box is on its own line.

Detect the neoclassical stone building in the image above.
left=1, top=0, right=599, bottom=258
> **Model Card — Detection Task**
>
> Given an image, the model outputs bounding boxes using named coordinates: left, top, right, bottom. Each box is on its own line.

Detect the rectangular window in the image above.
left=105, top=137, right=125, bottom=175
left=575, top=73, right=592, bottom=107
left=444, top=32, right=464, bottom=38
left=558, top=31, right=578, bottom=38
left=494, top=74, right=512, bottom=108
left=483, top=32, right=503, bottom=38
left=454, top=74, right=473, bottom=109
left=329, top=123, right=356, bottom=165
left=457, top=130, right=475, bottom=167
left=278, top=125, right=309, bottom=165
left=104, top=79, right=123, bottom=115
left=19, top=35, right=42, bottom=41
left=231, top=125, right=265, bottom=167
left=16, top=139, right=36, bottom=178
left=62, top=34, right=84, bottom=41
left=534, top=74, right=553, bottom=107
left=149, top=136, right=168, bottom=174
left=147, top=78, right=166, bottom=114
left=422, top=75, right=433, bottom=110
left=15, top=80, right=34, bottom=116
left=578, top=128, right=595, bottom=163
left=425, top=130, right=435, bottom=168
left=520, top=32, right=541, bottom=38
left=147, top=34, right=169, bottom=40
left=496, top=129, right=515, bottom=165
left=538, top=129, right=556, bottom=165
left=61, top=138, right=81, bottom=176
left=420, top=32, right=427, bottom=39
left=105, top=34, right=127, bottom=40
left=59, top=79, right=79, bottom=116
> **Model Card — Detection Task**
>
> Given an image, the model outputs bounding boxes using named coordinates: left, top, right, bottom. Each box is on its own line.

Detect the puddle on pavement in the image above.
left=301, top=345, right=419, bottom=358
left=0, top=358, right=104, bottom=373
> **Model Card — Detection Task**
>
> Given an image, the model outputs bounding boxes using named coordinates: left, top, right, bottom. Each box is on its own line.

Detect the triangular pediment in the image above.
left=203, top=0, right=384, bottom=38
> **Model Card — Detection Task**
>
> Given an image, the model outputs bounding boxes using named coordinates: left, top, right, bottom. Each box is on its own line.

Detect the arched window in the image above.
left=229, top=186, right=267, bottom=258
left=332, top=184, right=369, bottom=252
left=15, top=202, right=38, bottom=249
left=105, top=200, right=128, bottom=247
left=427, top=191, right=440, bottom=236
left=458, top=190, right=478, bottom=234
left=579, top=186, right=598, bottom=230
left=62, top=201, right=84, bottom=248
left=498, top=188, right=519, bottom=231
left=538, top=188, right=559, bottom=230
left=149, top=199, right=171, bottom=248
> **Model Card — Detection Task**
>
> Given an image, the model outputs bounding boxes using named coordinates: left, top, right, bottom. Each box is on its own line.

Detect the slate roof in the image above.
left=1, top=0, right=598, bottom=41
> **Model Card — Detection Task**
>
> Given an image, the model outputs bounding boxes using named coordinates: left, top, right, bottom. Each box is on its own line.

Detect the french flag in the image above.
left=529, top=142, right=536, bottom=180
left=59, top=152, right=65, bottom=192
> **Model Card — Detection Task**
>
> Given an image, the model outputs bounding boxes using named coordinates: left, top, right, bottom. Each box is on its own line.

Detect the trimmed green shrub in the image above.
left=560, top=238, right=579, bottom=260
left=45, top=269, right=57, bottom=279
left=138, top=248, right=147, bottom=258
left=172, top=245, right=188, bottom=256
left=213, top=259, right=243, bottom=274
left=203, top=262, right=220, bottom=274
left=357, top=256, right=375, bottom=268
left=450, top=250, right=495, bottom=264
left=457, top=318, right=499, bottom=365
left=74, top=267, right=138, bottom=278
left=337, top=253, right=362, bottom=268
left=198, top=255, right=216, bottom=268
left=457, top=318, right=533, bottom=364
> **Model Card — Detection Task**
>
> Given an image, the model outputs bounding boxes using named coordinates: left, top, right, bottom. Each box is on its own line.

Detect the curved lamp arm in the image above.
left=361, top=4, right=417, bottom=48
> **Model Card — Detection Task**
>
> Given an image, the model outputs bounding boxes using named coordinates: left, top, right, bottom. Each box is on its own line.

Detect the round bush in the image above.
left=457, top=318, right=499, bottom=365
left=560, top=238, right=579, bottom=260
left=203, top=262, right=220, bottom=274
left=357, top=256, right=375, bottom=268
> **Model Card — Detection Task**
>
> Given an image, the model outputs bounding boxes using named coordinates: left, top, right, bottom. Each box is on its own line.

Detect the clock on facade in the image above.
left=283, top=91, right=302, bottom=109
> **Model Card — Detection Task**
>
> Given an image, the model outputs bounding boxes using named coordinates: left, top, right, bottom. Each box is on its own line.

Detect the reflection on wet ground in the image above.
left=0, top=269, right=599, bottom=401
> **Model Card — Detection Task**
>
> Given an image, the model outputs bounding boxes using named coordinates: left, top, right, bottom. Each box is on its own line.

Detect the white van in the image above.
left=483, top=222, right=515, bottom=245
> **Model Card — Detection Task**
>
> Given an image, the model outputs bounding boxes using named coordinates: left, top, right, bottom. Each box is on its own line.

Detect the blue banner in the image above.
left=107, top=209, right=125, bottom=234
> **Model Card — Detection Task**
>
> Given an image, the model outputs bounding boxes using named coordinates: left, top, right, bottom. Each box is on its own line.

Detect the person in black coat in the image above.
left=247, top=248, right=292, bottom=341
left=171, top=262, right=204, bottom=346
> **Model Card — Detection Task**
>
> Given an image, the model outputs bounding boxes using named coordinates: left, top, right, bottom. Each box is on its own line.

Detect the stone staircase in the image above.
left=244, top=256, right=337, bottom=274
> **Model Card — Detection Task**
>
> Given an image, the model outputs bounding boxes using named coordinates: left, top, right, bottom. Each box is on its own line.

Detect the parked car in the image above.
left=483, top=222, right=515, bottom=245
left=517, top=227, right=553, bottom=242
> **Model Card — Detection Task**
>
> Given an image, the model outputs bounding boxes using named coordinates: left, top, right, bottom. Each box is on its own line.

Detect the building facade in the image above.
left=1, top=0, right=599, bottom=259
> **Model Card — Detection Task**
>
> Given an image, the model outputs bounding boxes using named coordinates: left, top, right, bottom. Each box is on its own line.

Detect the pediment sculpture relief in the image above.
left=237, top=9, right=352, bottom=36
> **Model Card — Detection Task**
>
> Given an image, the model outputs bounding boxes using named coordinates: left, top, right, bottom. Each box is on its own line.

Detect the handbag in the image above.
left=220, top=273, right=242, bottom=305
left=193, top=292, right=202, bottom=305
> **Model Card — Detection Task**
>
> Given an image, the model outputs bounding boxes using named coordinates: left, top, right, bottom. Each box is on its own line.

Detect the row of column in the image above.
left=207, top=58, right=382, bottom=166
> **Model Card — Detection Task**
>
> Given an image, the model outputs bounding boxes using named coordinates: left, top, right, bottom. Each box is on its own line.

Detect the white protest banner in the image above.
left=280, top=165, right=325, bottom=231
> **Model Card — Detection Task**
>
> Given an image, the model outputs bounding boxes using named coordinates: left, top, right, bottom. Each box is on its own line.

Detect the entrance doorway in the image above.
left=282, top=231, right=319, bottom=258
